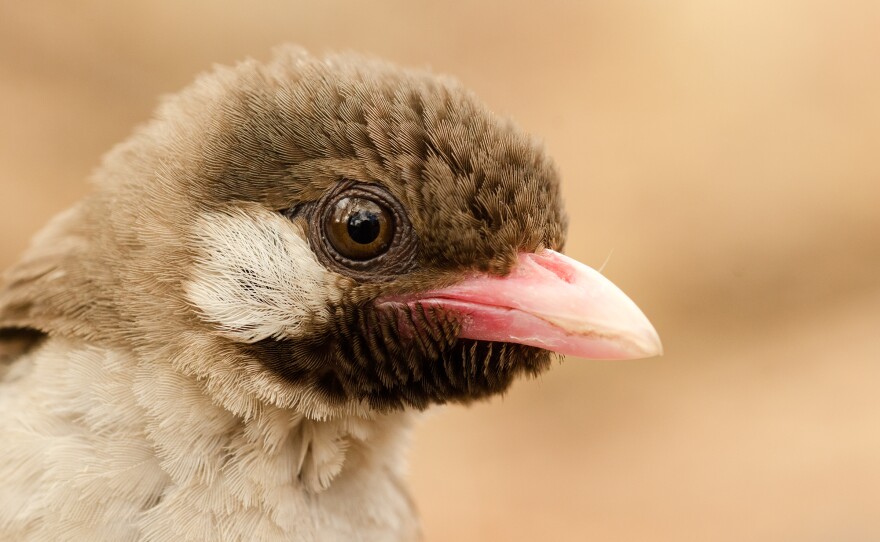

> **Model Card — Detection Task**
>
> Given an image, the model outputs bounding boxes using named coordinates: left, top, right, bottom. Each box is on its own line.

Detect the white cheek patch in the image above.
left=186, top=207, right=339, bottom=343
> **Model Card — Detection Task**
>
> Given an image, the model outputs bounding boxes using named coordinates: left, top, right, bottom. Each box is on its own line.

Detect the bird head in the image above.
left=0, top=47, right=661, bottom=418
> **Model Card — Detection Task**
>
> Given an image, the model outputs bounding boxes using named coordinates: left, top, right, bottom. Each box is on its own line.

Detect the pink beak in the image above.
left=387, top=250, right=662, bottom=360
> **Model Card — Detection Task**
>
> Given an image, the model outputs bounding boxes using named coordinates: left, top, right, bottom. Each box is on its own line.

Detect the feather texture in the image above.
left=0, top=45, right=570, bottom=540
left=0, top=339, right=419, bottom=540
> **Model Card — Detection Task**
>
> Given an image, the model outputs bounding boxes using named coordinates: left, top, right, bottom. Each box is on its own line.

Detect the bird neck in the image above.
left=15, top=337, right=421, bottom=538
left=135, top=346, right=417, bottom=495
left=132, top=342, right=422, bottom=536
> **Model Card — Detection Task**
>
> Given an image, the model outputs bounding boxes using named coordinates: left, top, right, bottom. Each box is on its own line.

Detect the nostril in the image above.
left=527, top=250, right=576, bottom=284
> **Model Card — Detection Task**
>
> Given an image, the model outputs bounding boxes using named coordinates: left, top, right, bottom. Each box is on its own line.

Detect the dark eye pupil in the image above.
left=323, top=195, right=394, bottom=262
left=347, top=211, right=381, bottom=244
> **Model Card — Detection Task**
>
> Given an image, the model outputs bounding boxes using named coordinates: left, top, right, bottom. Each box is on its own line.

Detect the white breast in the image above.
left=0, top=338, right=420, bottom=541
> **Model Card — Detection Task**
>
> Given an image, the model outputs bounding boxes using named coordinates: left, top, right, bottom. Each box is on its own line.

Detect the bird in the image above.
left=0, top=46, right=661, bottom=541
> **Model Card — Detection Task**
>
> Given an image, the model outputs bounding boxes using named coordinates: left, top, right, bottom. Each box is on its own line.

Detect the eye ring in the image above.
left=306, top=181, right=418, bottom=281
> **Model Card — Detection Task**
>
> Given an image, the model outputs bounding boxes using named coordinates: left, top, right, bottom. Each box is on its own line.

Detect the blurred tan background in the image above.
left=2, top=1, right=879, bottom=540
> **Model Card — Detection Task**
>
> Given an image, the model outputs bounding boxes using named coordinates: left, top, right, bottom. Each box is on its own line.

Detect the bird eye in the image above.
left=326, top=197, right=394, bottom=260
left=294, top=181, right=418, bottom=281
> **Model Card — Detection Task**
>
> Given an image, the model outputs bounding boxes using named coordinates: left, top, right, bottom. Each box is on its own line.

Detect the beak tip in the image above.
left=632, top=318, right=663, bottom=359
left=610, top=316, right=662, bottom=360
left=644, top=334, right=664, bottom=358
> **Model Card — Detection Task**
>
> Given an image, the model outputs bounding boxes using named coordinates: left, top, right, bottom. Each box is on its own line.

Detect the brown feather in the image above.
left=0, top=46, right=569, bottom=540
left=0, top=45, right=566, bottom=413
